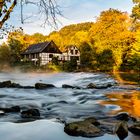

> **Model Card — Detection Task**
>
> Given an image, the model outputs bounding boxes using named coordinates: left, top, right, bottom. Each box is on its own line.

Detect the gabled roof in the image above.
left=63, top=45, right=79, bottom=53
left=22, top=41, right=62, bottom=54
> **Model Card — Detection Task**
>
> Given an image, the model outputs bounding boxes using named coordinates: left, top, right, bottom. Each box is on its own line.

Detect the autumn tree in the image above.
left=89, top=9, right=135, bottom=71
left=121, top=28, right=140, bottom=71
left=132, top=0, right=140, bottom=20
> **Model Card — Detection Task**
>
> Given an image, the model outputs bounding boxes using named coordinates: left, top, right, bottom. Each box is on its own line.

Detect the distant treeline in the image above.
left=0, top=8, right=140, bottom=72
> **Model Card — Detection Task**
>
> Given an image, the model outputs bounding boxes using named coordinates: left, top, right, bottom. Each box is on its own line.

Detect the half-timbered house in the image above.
left=62, top=45, right=80, bottom=65
left=21, top=41, right=80, bottom=66
left=21, top=41, right=62, bottom=65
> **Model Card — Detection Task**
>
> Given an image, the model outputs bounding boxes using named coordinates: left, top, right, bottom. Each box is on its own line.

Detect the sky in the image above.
left=7, top=0, right=134, bottom=35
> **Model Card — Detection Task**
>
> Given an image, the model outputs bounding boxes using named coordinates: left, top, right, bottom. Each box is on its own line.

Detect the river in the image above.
left=0, top=72, right=139, bottom=140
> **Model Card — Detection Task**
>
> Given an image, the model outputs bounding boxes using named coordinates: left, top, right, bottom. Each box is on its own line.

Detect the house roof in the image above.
left=22, top=41, right=62, bottom=54
left=63, top=45, right=79, bottom=53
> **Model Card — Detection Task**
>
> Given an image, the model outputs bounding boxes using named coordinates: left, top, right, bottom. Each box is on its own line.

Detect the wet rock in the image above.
left=115, top=121, right=128, bottom=140
left=87, top=83, right=113, bottom=89
left=10, top=83, right=22, bottom=88
left=128, top=122, right=140, bottom=135
left=0, top=81, right=12, bottom=88
left=0, top=81, right=22, bottom=88
left=64, top=120, right=103, bottom=138
left=0, top=106, right=20, bottom=113
left=10, top=106, right=21, bottom=112
left=114, top=113, right=129, bottom=121
left=35, top=83, right=55, bottom=89
left=62, top=84, right=81, bottom=89
left=84, top=117, right=100, bottom=126
left=62, top=84, right=74, bottom=88
left=22, top=86, right=35, bottom=89
left=130, top=116, right=137, bottom=122
left=98, top=117, right=120, bottom=134
left=87, top=83, right=96, bottom=89
left=21, top=109, right=40, bottom=118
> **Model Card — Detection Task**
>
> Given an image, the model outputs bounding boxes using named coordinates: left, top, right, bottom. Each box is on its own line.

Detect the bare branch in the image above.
left=0, top=0, right=17, bottom=29
left=21, top=0, right=63, bottom=29
left=0, top=0, right=63, bottom=30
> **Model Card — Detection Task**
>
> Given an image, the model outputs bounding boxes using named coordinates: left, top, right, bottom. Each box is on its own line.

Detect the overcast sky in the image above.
left=8, top=0, right=133, bottom=35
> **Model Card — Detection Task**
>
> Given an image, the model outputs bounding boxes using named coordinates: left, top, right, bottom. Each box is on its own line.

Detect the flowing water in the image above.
left=0, top=72, right=139, bottom=140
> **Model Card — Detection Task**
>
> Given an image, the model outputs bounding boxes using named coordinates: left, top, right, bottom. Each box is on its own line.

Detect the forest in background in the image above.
left=0, top=7, right=140, bottom=72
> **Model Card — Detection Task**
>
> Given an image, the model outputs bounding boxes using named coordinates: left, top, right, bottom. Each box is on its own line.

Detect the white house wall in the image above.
left=62, top=46, right=80, bottom=65
left=39, top=53, right=62, bottom=65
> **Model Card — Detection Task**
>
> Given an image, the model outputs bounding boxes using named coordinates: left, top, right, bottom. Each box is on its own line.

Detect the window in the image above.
left=75, top=50, right=78, bottom=55
left=70, top=50, right=73, bottom=54
left=49, top=54, right=53, bottom=58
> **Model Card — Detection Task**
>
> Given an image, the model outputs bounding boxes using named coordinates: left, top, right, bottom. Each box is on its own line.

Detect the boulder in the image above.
left=64, top=120, right=103, bottom=138
left=87, top=83, right=113, bottom=89
left=62, top=84, right=81, bottom=89
left=21, top=109, right=40, bottom=118
left=87, top=83, right=96, bottom=89
left=35, top=83, right=55, bottom=89
left=10, top=106, right=21, bottom=112
left=114, top=113, right=129, bottom=121
left=84, top=117, right=100, bottom=126
left=115, top=121, right=128, bottom=140
left=22, top=86, right=35, bottom=89
left=128, top=122, right=140, bottom=135
left=0, top=81, right=12, bottom=88
left=0, top=106, right=20, bottom=113
left=62, top=84, right=75, bottom=89
left=10, top=83, right=22, bottom=88
left=0, top=81, right=22, bottom=88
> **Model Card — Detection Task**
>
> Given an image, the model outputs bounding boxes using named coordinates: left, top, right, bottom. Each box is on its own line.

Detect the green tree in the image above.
left=96, top=49, right=115, bottom=71
left=79, top=42, right=94, bottom=67
left=8, top=38, right=23, bottom=64
left=0, top=43, right=11, bottom=64
left=63, top=58, right=77, bottom=72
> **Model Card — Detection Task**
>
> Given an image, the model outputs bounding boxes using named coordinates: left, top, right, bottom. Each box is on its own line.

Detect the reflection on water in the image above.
left=113, top=72, right=140, bottom=85
left=101, top=91, right=140, bottom=118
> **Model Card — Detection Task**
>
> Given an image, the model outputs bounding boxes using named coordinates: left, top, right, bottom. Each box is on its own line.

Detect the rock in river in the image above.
left=21, top=109, right=40, bottom=118
left=62, top=84, right=81, bottom=89
left=35, top=83, right=55, bottom=89
left=128, top=121, right=140, bottom=135
left=0, top=81, right=12, bottom=88
left=115, top=121, right=128, bottom=140
left=114, top=113, right=129, bottom=121
left=64, top=118, right=103, bottom=138
left=0, top=81, right=22, bottom=88
left=62, top=84, right=75, bottom=89
left=0, top=106, right=20, bottom=113
left=87, top=83, right=113, bottom=89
